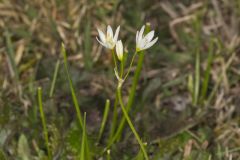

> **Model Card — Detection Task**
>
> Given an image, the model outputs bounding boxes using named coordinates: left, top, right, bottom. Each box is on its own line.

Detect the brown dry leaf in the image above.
left=183, top=139, right=193, bottom=159
left=15, top=41, right=25, bottom=65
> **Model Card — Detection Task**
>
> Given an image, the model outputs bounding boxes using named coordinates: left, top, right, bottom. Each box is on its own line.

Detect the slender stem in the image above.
left=123, top=51, right=137, bottom=81
left=108, top=51, right=138, bottom=144
left=108, top=92, right=118, bottom=141
left=37, top=87, right=52, bottom=159
left=114, top=52, right=144, bottom=141
left=108, top=49, right=119, bottom=141
left=120, top=59, right=124, bottom=78
left=111, top=49, right=117, bottom=71
left=117, top=86, right=149, bottom=160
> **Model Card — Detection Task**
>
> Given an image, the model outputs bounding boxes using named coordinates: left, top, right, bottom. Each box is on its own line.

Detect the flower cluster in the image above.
left=96, top=25, right=158, bottom=61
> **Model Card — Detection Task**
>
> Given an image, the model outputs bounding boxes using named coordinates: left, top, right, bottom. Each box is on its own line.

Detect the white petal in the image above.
left=116, top=40, right=123, bottom=61
left=96, top=37, right=108, bottom=48
left=118, top=41, right=123, bottom=53
left=139, top=38, right=146, bottom=49
left=114, top=26, right=120, bottom=42
left=136, top=31, right=139, bottom=44
left=138, top=25, right=145, bottom=44
left=96, top=36, right=103, bottom=44
left=107, top=25, right=113, bottom=38
left=97, top=29, right=106, bottom=43
left=144, top=31, right=154, bottom=42
left=143, top=37, right=158, bottom=50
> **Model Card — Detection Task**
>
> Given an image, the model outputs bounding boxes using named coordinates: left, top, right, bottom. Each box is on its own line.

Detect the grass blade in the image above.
left=61, top=43, right=83, bottom=128
left=83, top=19, right=93, bottom=70
left=80, top=112, right=87, bottom=160
left=61, top=44, right=91, bottom=159
left=37, top=87, right=52, bottom=159
left=5, top=31, right=19, bottom=82
left=200, top=40, right=214, bottom=104
left=97, top=99, right=110, bottom=143
left=193, top=49, right=200, bottom=106
left=49, top=59, right=60, bottom=97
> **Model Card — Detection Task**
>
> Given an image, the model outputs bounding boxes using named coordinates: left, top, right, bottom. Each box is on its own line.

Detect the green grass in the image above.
left=37, top=87, right=52, bottom=159
left=97, top=99, right=110, bottom=143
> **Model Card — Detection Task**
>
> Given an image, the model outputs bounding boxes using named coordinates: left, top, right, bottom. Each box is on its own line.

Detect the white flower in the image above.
left=96, top=25, right=120, bottom=49
left=116, top=40, right=123, bottom=61
left=136, top=25, right=158, bottom=52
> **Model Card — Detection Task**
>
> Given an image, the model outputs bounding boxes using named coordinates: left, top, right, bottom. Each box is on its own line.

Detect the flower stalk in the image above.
left=108, top=51, right=145, bottom=144
left=117, top=84, right=149, bottom=160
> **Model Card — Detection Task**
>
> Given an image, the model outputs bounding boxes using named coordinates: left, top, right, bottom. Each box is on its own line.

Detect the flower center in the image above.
left=106, top=35, right=114, bottom=47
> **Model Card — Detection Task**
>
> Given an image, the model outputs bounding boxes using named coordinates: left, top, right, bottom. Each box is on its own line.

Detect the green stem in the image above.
left=108, top=51, right=140, bottom=145
left=37, top=87, right=52, bottom=159
left=108, top=92, right=118, bottom=141
left=120, top=59, right=124, bottom=78
left=117, top=86, right=149, bottom=160
left=108, top=49, right=119, bottom=141
left=112, top=49, right=117, bottom=71
left=114, top=52, right=144, bottom=141
left=123, top=51, right=137, bottom=81
left=109, top=57, right=124, bottom=139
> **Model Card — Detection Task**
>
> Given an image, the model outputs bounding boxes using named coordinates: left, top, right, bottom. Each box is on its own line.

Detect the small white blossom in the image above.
left=116, top=40, right=123, bottom=61
left=96, top=25, right=120, bottom=49
left=136, top=25, right=158, bottom=52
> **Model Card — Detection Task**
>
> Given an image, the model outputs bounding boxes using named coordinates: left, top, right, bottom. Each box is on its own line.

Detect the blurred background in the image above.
left=0, top=0, right=240, bottom=159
